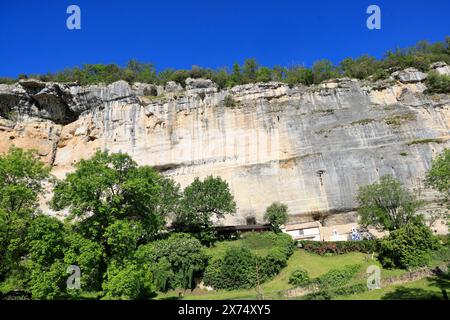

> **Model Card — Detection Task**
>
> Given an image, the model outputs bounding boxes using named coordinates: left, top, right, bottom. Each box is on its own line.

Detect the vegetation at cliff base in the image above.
left=356, top=175, right=423, bottom=231
left=0, top=147, right=449, bottom=300
left=264, top=202, right=289, bottom=233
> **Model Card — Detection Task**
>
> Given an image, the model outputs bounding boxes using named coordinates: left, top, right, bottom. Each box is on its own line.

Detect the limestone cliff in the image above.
left=0, top=64, right=449, bottom=226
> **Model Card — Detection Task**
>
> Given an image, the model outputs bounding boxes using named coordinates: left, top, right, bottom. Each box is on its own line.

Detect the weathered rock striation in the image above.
left=1, top=65, right=449, bottom=226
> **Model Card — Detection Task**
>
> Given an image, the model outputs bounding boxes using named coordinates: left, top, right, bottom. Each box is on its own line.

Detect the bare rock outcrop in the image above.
left=0, top=65, right=449, bottom=226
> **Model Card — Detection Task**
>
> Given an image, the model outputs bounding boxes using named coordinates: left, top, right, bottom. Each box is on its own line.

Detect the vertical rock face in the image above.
left=0, top=67, right=449, bottom=226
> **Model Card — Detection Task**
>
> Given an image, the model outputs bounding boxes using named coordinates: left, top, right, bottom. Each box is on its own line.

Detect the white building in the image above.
left=281, top=221, right=322, bottom=241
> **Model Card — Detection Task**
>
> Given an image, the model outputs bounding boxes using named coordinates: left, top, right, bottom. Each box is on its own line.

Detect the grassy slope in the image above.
left=337, top=277, right=447, bottom=300
left=157, top=233, right=449, bottom=300
left=157, top=249, right=410, bottom=300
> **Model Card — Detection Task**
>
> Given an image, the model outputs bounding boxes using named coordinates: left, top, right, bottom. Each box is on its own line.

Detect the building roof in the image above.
left=283, top=221, right=321, bottom=231
left=215, top=224, right=271, bottom=233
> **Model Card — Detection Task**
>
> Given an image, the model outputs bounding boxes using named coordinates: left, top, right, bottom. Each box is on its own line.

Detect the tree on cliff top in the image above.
left=356, top=175, right=423, bottom=231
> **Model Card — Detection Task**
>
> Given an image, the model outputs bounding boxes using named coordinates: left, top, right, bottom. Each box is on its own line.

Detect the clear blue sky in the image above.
left=0, top=0, right=449, bottom=77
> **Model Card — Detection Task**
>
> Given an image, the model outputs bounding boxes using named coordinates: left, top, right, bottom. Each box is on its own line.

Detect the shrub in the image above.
left=217, top=247, right=258, bottom=290
left=223, top=95, right=236, bottom=108
left=289, top=268, right=310, bottom=287
left=202, top=258, right=224, bottom=288
left=203, top=232, right=294, bottom=290
left=134, top=233, right=208, bottom=292
left=332, top=283, right=367, bottom=296
left=303, top=290, right=332, bottom=300
left=102, top=261, right=154, bottom=300
left=304, top=283, right=367, bottom=300
left=298, top=240, right=377, bottom=255
left=425, top=71, right=450, bottom=94
left=260, top=248, right=287, bottom=278
left=426, top=148, right=450, bottom=212
left=313, top=264, right=361, bottom=289
left=29, top=261, right=67, bottom=300
left=431, top=246, right=450, bottom=262
left=378, top=223, right=439, bottom=269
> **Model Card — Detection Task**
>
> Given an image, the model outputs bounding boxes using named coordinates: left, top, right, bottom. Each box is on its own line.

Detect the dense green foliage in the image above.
left=426, top=149, right=450, bottom=207
left=357, top=175, right=423, bottom=231
left=133, top=233, right=208, bottom=292
left=378, top=223, right=439, bottom=269
left=298, top=240, right=377, bottom=255
left=203, top=232, right=294, bottom=290
left=102, top=260, right=154, bottom=300
left=0, top=143, right=448, bottom=299
left=51, top=151, right=179, bottom=243
left=301, top=265, right=364, bottom=300
left=264, top=202, right=289, bottom=232
left=425, top=71, right=450, bottom=94
left=0, top=148, right=50, bottom=291
left=312, top=264, right=361, bottom=289
left=2, top=38, right=449, bottom=88
left=0, top=148, right=228, bottom=299
left=288, top=268, right=310, bottom=287
left=172, top=176, right=236, bottom=245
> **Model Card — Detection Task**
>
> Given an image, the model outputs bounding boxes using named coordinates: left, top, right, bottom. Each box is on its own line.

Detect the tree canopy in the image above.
left=264, top=202, right=289, bottom=232
left=356, top=175, right=423, bottom=231
left=3, top=38, right=449, bottom=89
left=51, top=151, right=179, bottom=243
left=0, top=148, right=50, bottom=289
left=172, top=176, right=236, bottom=244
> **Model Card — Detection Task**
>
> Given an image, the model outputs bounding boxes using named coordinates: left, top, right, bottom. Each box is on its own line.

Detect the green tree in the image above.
left=271, top=65, right=286, bottom=82
left=211, top=67, right=231, bottom=89
left=0, top=148, right=50, bottom=288
left=312, top=59, right=338, bottom=84
left=231, top=63, right=243, bottom=85
left=426, top=149, right=450, bottom=204
left=133, top=233, right=208, bottom=292
left=29, top=260, right=68, bottom=300
left=102, top=260, right=154, bottom=300
left=256, top=67, right=272, bottom=82
left=105, top=220, right=143, bottom=260
left=51, top=151, right=179, bottom=245
left=63, top=232, right=104, bottom=292
left=242, top=58, right=259, bottom=83
left=285, top=66, right=314, bottom=86
left=219, top=247, right=258, bottom=290
left=26, top=215, right=66, bottom=266
left=339, top=55, right=379, bottom=79
left=264, top=202, right=289, bottom=232
left=356, top=175, right=423, bottom=231
left=173, top=176, right=236, bottom=244
left=426, top=149, right=450, bottom=227
left=124, top=60, right=157, bottom=83
left=378, top=223, right=439, bottom=269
